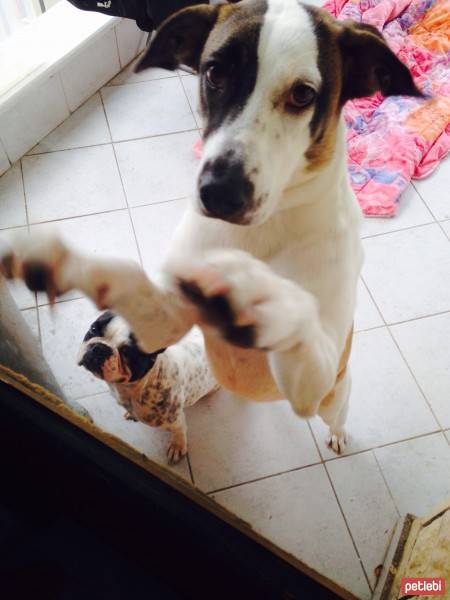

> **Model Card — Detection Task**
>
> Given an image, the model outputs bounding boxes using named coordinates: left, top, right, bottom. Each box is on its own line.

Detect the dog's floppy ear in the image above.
left=135, top=4, right=220, bottom=73
left=338, top=21, right=423, bottom=103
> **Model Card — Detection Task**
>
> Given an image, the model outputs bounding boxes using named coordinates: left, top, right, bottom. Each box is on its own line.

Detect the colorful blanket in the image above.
left=324, top=0, right=450, bottom=216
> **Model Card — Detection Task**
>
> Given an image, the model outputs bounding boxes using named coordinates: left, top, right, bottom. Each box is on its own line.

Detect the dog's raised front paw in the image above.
left=0, top=231, right=69, bottom=304
left=175, top=250, right=308, bottom=351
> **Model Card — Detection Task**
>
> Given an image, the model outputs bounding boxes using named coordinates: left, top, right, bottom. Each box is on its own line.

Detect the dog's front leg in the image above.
left=0, top=232, right=192, bottom=353
left=174, top=249, right=339, bottom=418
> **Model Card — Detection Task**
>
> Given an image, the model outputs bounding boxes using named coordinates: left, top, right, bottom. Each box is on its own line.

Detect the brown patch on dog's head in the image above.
left=303, top=8, right=342, bottom=172
left=303, top=6, right=423, bottom=173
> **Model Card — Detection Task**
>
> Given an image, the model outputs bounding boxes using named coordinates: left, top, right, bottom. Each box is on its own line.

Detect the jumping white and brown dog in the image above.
left=78, top=312, right=218, bottom=463
left=1, top=0, right=422, bottom=454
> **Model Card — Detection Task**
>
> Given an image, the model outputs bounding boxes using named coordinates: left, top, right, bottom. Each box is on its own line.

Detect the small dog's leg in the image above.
left=124, top=411, right=138, bottom=422
left=318, top=369, right=351, bottom=454
left=0, top=232, right=192, bottom=352
left=164, top=413, right=188, bottom=465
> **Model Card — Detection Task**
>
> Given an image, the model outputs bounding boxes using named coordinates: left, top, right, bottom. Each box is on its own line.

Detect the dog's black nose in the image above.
left=79, top=343, right=113, bottom=376
left=198, top=159, right=253, bottom=220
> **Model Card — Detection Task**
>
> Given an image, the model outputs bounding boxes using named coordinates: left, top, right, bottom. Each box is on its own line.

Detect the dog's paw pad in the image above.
left=326, top=430, right=348, bottom=454
left=167, top=440, right=187, bottom=465
left=178, top=275, right=256, bottom=348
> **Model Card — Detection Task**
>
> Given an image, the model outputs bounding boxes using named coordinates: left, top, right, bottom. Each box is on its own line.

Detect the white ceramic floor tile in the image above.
left=375, top=433, right=450, bottom=516
left=187, top=390, right=320, bottom=492
left=0, top=162, right=26, bottom=230
left=413, top=158, right=450, bottom=221
left=0, top=75, right=69, bottom=162
left=0, top=141, right=10, bottom=176
left=212, top=465, right=371, bottom=599
left=115, top=131, right=199, bottom=207
left=39, top=297, right=107, bottom=400
left=354, top=278, right=384, bottom=332
left=360, top=186, right=433, bottom=238
left=441, top=220, right=450, bottom=239
left=29, top=94, right=110, bottom=154
left=32, top=210, right=140, bottom=305
left=102, top=78, right=196, bottom=141
left=23, top=145, right=126, bottom=223
left=131, top=199, right=186, bottom=278
left=60, top=29, right=121, bottom=112
left=310, top=328, right=438, bottom=459
left=180, top=75, right=201, bottom=127
left=0, top=227, right=36, bottom=309
left=390, top=313, right=450, bottom=429
left=21, top=307, right=40, bottom=341
left=362, top=224, right=450, bottom=323
left=110, top=55, right=177, bottom=86
left=114, top=19, right=148, bottom=69
left=326, top=452, right=399, bottom=589
left=78, top=392, right=190, bottom=481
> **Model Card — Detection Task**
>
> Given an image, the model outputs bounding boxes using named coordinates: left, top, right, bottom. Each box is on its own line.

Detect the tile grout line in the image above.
left=206, top=459, right=323, bottom=496
left=322, top=462, right=374, bottom=592
left=359, top=276, right=384, bottom=328
left=369, top=449, right=403, bottom=590
left=178, top=72, right=202, bottom=130
left=25, top=127, right=200, bottom=158
left=107, top=74, right=180, bottom=88
left=0, top=195, right=187, bottom=233
left=205, top=428, right=444, bottom=496
left=25, top=91, right=104, bottom=158
left=360, top=273, right=445, bottom=429
left=311, top=429, right=444, bottom=464
left=307, top=419, right=326, bottom=463
left=58, top=70, right=73, bottom=116
left=360, top=218, right=435, bottom=240
left=386, top=325, right=444, bottom=431
left=186, top=454, right=195, bottom=486
left=412, top=181, right=450, bottom=243
left=98, top=91, right=145, bottom=269
left=361, top=220, right=440, bottom=242
left=383, top=307, right=450, bottom=328
left=19, top=157, right=38, bottom=312
left=372, top=450, right=401, bottom=519
left=411, top=181, right=438, bottom=223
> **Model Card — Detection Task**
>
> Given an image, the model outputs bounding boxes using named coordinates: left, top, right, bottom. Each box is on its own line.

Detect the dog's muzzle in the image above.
left=79, top=342, right=113, bottom=377
left=198, top=158, right=254, bottom=222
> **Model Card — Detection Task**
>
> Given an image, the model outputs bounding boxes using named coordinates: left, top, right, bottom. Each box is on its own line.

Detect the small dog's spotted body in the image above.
left=78, top=312, right=218, bottom=463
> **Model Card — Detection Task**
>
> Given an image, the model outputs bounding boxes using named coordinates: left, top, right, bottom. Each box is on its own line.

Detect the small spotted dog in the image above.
left=1, top=0, right=422, bottom=455
left=78, top=311, right=218, bottom=463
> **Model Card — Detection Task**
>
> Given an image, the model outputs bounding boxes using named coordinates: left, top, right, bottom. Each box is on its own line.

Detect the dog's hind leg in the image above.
left=0, top=231, right=193, bottom=353
left=318, top=368, right=351, bottom=454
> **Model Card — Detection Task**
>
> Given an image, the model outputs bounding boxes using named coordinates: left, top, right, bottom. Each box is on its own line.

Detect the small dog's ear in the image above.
left=135, top=4, right=220, bottom=73
left=338, top=21, right=424, bottom=103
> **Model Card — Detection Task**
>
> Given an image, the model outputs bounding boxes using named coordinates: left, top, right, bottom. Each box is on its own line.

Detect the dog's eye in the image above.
left=205, top=63, right=227, bottom=91
left=286, top=84, right=316, bottom=112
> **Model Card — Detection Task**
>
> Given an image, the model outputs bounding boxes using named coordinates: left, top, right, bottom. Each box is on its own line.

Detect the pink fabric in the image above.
left=324, top=0, right=450, bottom=216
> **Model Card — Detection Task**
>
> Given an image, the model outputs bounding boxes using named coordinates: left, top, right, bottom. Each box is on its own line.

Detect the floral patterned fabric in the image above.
left=325, top=0, right=450, bottom=216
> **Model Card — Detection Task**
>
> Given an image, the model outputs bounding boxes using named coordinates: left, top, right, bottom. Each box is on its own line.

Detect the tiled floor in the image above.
left=1, top=56, right=450, bottom=600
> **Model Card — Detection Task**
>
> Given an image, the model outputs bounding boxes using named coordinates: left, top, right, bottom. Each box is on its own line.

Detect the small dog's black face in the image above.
left=78, top=311, right=164, bottom=384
